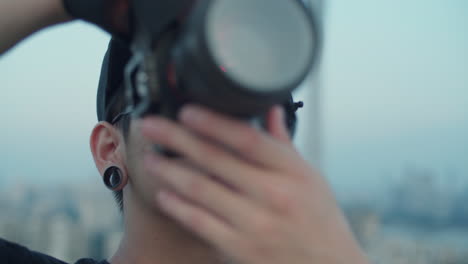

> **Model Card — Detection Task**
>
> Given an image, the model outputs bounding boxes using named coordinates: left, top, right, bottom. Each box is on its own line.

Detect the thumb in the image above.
left=266, top=105, right=292, bottom=144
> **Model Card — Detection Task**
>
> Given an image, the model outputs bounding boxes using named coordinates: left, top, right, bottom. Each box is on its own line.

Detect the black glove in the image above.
left=62, top=0, right=130, bottom=38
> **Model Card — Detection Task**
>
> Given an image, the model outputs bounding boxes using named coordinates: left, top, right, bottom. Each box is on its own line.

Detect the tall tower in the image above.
left=294, top=0, right=325, bottom=169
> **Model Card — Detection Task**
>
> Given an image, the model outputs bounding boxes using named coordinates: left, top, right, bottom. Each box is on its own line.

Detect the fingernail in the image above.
left=277, top=105, right=285, bottom=120
left=271, top=105, right=284, bottom=120
left=180, top=105, right=204, bottom=124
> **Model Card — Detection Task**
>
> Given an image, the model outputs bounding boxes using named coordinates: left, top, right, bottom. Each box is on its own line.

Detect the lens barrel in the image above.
left=167, top=0, right=319, bottom=117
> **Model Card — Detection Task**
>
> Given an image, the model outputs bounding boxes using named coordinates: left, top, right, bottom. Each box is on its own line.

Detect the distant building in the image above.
left=344, top=205, right=380, bottom=246
left=294, top=0, right=324, bottom=167
left=0, top=183, right=121, bottom=262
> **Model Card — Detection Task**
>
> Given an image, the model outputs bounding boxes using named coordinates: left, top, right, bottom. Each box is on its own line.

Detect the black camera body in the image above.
left=124, top=0, right=321, bottom=137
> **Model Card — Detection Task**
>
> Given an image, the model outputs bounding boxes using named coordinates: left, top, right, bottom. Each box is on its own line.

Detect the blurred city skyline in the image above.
left=2, top=168, right=468, bottom=263
left=1, top=0, right=467, bottom=196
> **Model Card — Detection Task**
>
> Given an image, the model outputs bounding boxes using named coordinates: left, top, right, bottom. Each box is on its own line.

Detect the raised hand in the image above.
left=141, top=104, right=369, bottom=264
left=62, top=0, right=130, bottom=37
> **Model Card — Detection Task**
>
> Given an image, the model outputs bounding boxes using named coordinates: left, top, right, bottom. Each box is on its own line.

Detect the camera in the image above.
left=124, top=0, right=321, bottom=135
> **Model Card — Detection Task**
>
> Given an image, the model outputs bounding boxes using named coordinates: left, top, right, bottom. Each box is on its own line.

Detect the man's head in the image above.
left=90, top=38, right=206, bottom=215
left=93, top=38, right=129, bottom=210
left=90, top=37, right=301, bottom=213
left=91, top=38, right=155, bottom=212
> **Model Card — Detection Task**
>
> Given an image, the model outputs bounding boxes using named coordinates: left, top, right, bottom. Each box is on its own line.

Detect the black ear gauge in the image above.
left=103, top=166, right=124, bottom=190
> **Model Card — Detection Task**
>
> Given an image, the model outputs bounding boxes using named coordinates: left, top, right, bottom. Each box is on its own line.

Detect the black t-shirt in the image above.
left=0, top=238, right=109, bottom=264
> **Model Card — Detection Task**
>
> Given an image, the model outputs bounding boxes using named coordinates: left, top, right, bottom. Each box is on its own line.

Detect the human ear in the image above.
left=90, top=121, right=127, bottom=177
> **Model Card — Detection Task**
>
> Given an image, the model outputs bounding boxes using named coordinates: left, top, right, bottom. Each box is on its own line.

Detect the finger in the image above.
left=266, top=105, right=292, bottom=144
left=141, top=117, right=272, bottom=200
left=157, top=189, right=241, bottom=253
left=178, top=105, right=298, bottom=172
left=144, top=153, right=263, bottom=229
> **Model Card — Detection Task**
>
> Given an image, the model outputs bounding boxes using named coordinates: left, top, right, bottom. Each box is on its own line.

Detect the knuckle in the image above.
left=265, top=183, right=296, bottom=215
left=274, top=192, right=296, bottom=215
left=238, top=127, right=262, bottom=155
left=186, top=210, right=205, bottom=230
left=185, top=176, right=206, bottom=198
left=160, top=128, right=177, bottom=146
left=252, top=214, right=276, bottom=237
left=200, top=142, right=222, bottom=161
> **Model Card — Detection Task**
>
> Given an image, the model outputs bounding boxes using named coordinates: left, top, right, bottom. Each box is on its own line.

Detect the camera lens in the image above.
left=206, top=0, right=316, bottom=92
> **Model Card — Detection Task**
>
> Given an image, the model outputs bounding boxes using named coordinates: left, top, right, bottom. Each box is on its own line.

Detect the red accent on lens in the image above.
left=167, top=63, right=177, bottom=87
left=166, top=63, right=186, bottom=102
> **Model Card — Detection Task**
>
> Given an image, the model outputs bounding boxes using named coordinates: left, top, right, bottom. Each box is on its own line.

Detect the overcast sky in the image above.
left=1, top=0, right=467, bottom=198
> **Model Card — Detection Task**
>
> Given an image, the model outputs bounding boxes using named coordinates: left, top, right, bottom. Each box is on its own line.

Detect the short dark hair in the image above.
left=97, top=38, right=132, bottom=211
left=108, top=86, right=132, bottom=212
left=112, top=118, right=129, bottom=212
